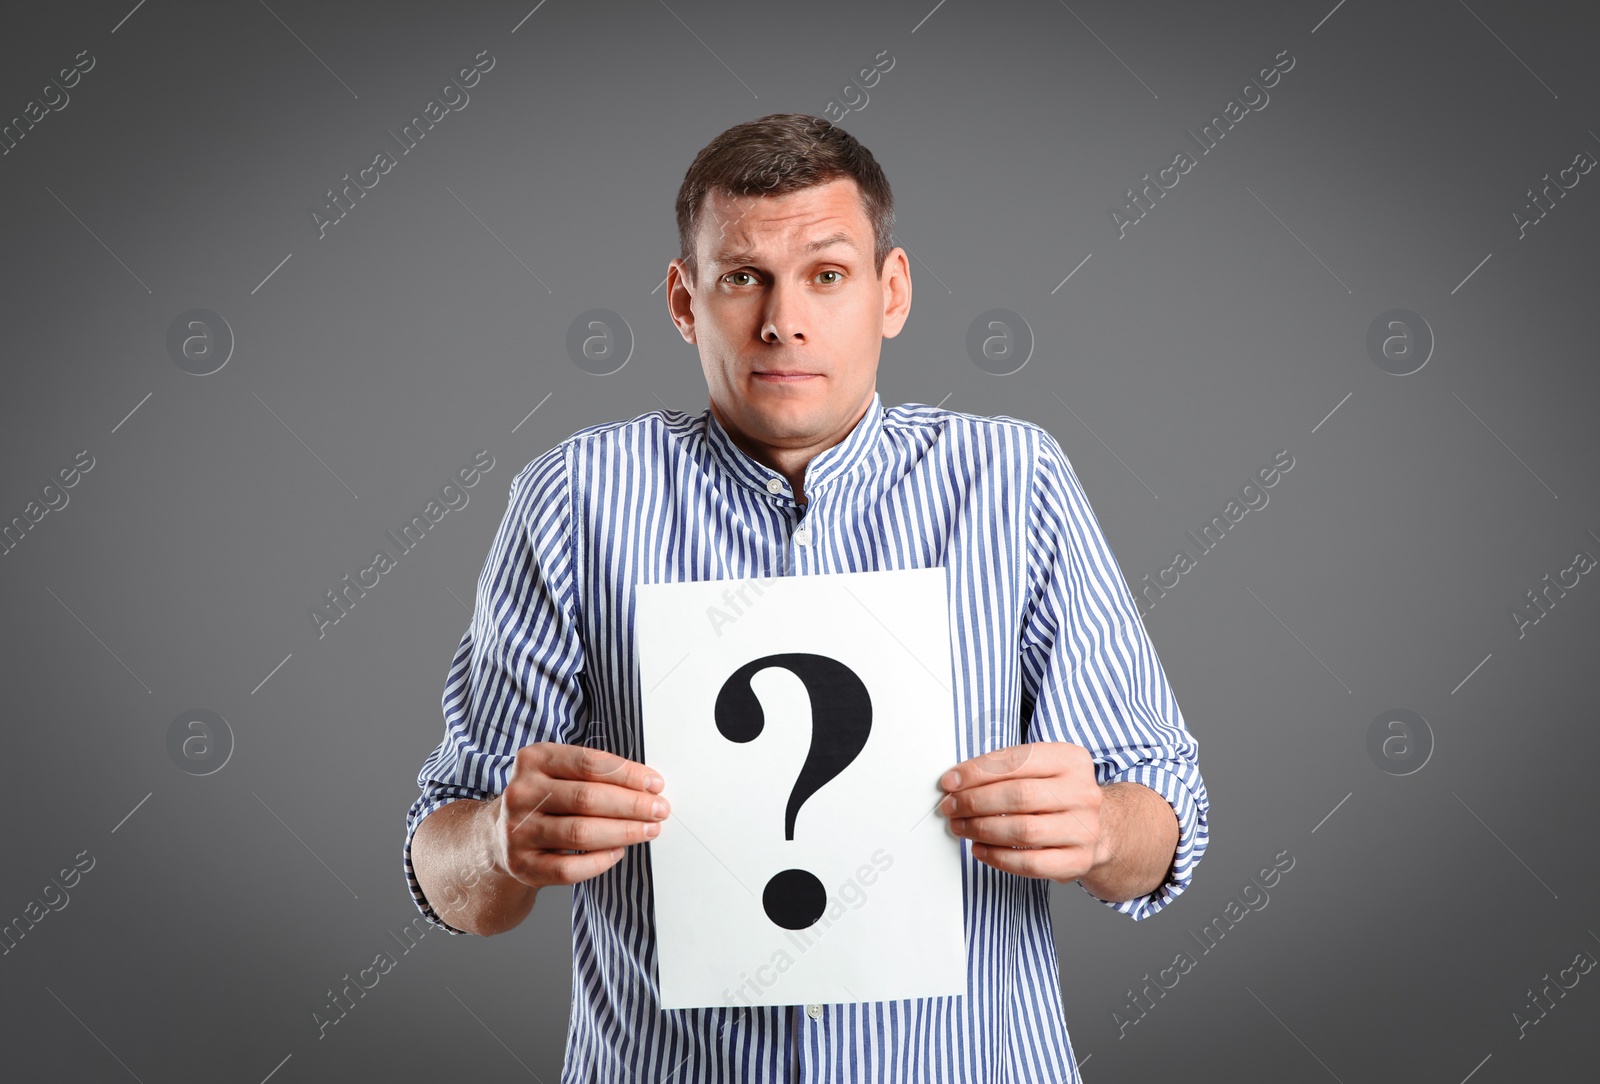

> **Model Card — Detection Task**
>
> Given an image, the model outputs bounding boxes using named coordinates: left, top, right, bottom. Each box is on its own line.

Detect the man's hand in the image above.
left=936, top=741, right=1177, bottom=901
left=487, top=742, right=670, bottom=891
left=413, top=743, right=669, bottom=936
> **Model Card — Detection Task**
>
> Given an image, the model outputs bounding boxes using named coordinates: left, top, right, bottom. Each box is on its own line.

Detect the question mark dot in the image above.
left=763, top=868, right=827, bottom=930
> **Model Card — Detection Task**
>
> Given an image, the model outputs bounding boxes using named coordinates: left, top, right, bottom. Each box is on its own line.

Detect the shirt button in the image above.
left=794, top=526, right=810, bottom=545
left=806, top=1003, right=823, bottom=1020
left=766, top=477, right=783, bottom=494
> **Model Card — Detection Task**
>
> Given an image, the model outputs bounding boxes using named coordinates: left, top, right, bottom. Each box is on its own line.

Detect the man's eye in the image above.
left=725, top=271, right=756, bottom=286
left=817, top=270, right=842, bottom=284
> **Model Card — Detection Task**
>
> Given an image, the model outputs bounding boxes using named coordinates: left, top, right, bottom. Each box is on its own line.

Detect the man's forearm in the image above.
left=411, top=796, right=538, bottom=936
left=1075, top=782, right=1179, bottom=902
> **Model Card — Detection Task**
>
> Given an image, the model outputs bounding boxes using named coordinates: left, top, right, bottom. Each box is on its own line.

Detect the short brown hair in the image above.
left=675, top=113, right=895, bottom=284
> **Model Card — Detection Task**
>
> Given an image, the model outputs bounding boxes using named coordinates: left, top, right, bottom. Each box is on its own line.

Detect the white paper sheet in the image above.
left=635, top=566, right=967, bottom=1009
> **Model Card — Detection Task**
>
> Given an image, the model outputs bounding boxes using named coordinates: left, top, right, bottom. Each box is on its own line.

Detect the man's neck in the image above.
left=709, top=390, right=875, bottom=506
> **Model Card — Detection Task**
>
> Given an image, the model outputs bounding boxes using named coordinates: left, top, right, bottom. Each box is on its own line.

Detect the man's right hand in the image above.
left=486, top=742, right=671, bottom=890
left=413, top=742, right=670, bottom=935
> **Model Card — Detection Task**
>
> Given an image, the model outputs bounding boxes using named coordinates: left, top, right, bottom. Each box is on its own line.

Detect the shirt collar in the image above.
left=703, top=391, right=884, bottom=501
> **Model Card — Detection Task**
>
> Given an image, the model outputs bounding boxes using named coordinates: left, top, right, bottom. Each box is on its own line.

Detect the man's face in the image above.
left=667, top=176, right=911, bottom=459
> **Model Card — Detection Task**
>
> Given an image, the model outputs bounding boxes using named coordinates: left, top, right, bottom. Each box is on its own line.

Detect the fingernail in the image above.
left=646, top=774, right=664, bottom=793
left=645, top=821, right=661, bottom=838
left=939, top=795, right=955, bottom=815
left=940, top=770, right=960, bottom=791
left=652, top=799, right=669, bottom=818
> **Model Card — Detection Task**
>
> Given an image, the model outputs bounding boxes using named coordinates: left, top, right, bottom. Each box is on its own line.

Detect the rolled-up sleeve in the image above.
left=1017, top=428, right=1210, bottom=921
left=403, top=442, right=587, bottom=933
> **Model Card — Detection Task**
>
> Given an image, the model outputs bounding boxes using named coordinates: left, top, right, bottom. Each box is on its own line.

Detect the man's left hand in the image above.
left=937, top=741, right=1111, bottom=885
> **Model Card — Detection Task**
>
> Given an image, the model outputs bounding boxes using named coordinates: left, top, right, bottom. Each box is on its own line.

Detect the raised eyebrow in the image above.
left=804, top=231, right=859, bottom=255
left=710, top=233, right=861, bottom=272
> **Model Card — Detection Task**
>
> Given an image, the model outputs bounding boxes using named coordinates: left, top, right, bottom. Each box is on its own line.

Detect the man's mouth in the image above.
left=753, top=370, right=819, bottom=381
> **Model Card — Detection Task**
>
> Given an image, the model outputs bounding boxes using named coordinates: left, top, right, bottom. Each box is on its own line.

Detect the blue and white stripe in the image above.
left=406, top=391, right=1210, bottom=1082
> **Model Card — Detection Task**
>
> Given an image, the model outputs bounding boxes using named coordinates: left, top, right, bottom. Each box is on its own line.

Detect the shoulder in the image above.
left=886, top=405, right=1090, bottom=530
left=508, top=407, right=700, bottom=493
left=884, top=401, right=1065, bottom=465
left=562, top=406, right=699, bottom=449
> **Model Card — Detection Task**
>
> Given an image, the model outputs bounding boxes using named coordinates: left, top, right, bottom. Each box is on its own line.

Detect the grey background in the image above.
left=2, top=0, right=1596, bottom=1080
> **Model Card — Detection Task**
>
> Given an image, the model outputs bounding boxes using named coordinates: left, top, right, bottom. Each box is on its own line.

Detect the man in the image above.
left=407, top=113, right=1209, bottom=1081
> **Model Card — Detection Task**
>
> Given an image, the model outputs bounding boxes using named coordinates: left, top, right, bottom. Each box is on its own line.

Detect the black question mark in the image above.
left=715, top=652, right=873, bottom=929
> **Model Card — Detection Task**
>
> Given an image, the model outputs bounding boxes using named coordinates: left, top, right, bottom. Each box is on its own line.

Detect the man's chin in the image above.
left=743, top=377, right=822, bottom=411
left=739, top=401, right=828, bottom=442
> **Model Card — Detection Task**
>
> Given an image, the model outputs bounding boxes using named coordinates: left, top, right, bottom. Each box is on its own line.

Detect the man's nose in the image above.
left=760, top=281, right=806, bottom=344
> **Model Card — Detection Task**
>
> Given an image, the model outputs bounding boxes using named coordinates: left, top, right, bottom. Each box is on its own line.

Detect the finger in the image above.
left=529, top=812, right=664, bottom=854
left=517, top=845, right=627, bottom=887
left=965, top=743, right=1038, bottom=779
left=521, top=778, right=670, bottom=825
left=950, top=812, right=1086, bottom=849
left=540, top=744, right=665, bottom=793
left=968, top=841, right=1077, bottom=882
left=940, top=775, right=1078, bottom=819
left=501, top=787, right=557, bottom=837
left=941, top=742, right=1088, bottom=792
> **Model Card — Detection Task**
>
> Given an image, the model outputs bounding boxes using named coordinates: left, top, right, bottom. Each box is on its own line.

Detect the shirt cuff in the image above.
left=1079, top=763, right=1209, bottom=921
left=404, top=785, right=495, bottom=935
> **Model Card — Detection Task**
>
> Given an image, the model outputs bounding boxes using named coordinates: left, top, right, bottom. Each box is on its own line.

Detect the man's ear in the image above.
left=667, top=258, right=697, bottom=344
left=880, top=247, right=912, bottom=339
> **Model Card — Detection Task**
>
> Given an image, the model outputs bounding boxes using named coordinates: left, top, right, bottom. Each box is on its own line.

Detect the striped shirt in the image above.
left=405, top=390, right=1210, bottom=1082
